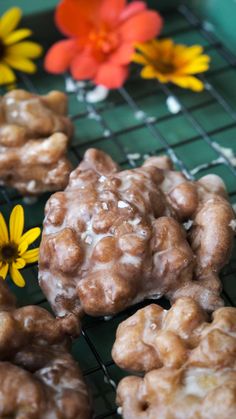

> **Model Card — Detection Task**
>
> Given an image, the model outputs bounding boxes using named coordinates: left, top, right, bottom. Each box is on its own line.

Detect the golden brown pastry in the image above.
left=39, top=149, right=235, bottom=329
left=144, top=156, right=235, bottom=303
left=116, top=366, right=236, bottom=419
left=112, top=297, right=236, bottom=372
left=0, top=280, right=91, bottom=419
left=115, top=299, right=236, bottom=418
left=0, top=89, right=73, bottom=195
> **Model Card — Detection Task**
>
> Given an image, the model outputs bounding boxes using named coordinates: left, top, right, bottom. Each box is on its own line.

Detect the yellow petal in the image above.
left=183, top=62, right=209, bottom=74
left=184, top=45, right=204, bottom=58
left=0, top=212, right=9, bottom=244
left=4, top=28, right=32, bottom=45
left=170, top=75, right=204, bottom=92
left=4, top=55, right=37, bottom=73
left=22, top=248, right=39, bottom=264
left=0, top=7, right=22, bottom=38
left=153, top=72, right=170, bottom=83
left=9, top=205, right=24, bottom=243
left=18, top=240, right=29, bottom=256
left=19, top=227, right=41, bottom=246
left=132, top=52, right=149, bottom=65
left=0, top=263, right=9, bottom=280
left=6, top=41, right=43, bottom=58
left=175, top=45, right=204, bottom=62
left=181, top=56, right=210, bottom=74
left=155, top=38, right=174, bottom=61
left=14, top=258, right=26, bottom=269
left=9, top=264, right=25, bottom=287
left=0, top=63, right=16, bottom=85
left=141, top=65, right=158, bottom=79
left=136, top=40, right=159, bottom=60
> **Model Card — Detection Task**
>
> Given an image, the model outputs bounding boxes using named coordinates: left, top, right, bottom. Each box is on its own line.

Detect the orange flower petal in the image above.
left=94, top=63, right=129, bottom=88
left=119, top=1, right=146, bottom=22
left=99, top=0, right=126, bottom=25
left=55, top=0, right=102, bottom=38
left=71, top=52, right=99, bottom=80
left=109, top=44, right=134, bottom=65
left=119, top=10, right=163, bottom=43
left=44, top=39, right=79, bottom=74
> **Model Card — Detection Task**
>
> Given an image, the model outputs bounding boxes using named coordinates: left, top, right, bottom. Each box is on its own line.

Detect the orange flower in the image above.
left=44, top=0, right=163, bottom=88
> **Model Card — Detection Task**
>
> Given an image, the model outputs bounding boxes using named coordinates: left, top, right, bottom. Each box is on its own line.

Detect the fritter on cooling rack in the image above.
left=0, top=280, right=91, bottom=419
left=115, top=297, right=236, bottom=419
left=0, top=89, right=73, bottom=195
left=39, top=148, right=235, bottom=331
left=117, top=364, right=236, bottom=419
left=112, top=297, right=236, bottom=372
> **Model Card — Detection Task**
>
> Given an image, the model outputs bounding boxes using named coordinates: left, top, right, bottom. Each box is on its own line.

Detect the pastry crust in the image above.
left=116, top=366, right=236, bottom=419
left=39, top=149, right=235, bottom=327
left=115, top=298, right=236, bottom=419
left=0, top=280, right=91, bottom=419
left=112, top=297, right=236, bottom=372
left=0, top=89, right=73, bottom=195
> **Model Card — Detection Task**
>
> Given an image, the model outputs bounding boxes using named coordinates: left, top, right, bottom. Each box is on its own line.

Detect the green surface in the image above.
left=0, top=0, right=58, bottom=16
left=0, top=3, right=236, bottom=419
left=191, top=0, right=236, bottom=54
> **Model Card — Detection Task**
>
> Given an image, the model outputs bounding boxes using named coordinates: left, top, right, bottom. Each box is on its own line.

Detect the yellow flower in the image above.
left=0, top=205, right=41, bottom=287
left=0, top=7, right=43, bottom=86
left=133, top=38, right=210, bottom=92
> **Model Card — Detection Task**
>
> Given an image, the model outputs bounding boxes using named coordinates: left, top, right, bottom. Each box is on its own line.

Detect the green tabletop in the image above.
left=0, top=0, right=58, bottom=15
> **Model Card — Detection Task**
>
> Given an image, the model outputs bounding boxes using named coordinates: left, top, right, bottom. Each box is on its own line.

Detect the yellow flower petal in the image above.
left=0, top=212, right=9, bottom=244
left=9, top=205, right=24, bottom=243
left=4, top=55, right=37, bottom=73
left=9, top=263, right=25, bottom=287
left=170, top=75, right=204, bottom=92
left=181, top=56, right=210, bottom=74
left=177, top=45, right=204, bottom=61
left=19, top=227, right=41, bottom=246
left=21, top=248, right=39, bottom=264
left=134, top=38, right=209, bottom=92
left=154, top=38, right=174, bottom=61
left=18, top=240, right=29, bottom=256
left=141, top=65, right=158, bottom=79
left=6, top=41, right=43, bottom=58
left=153, top=72, right=170, bottom=83
left=0, top=7, right=22, bottom=38
left=140, top=66, right=170, bottom=83
left=4, top=28, right=32, bottom=45
left=0, top=63, right=16, bottom=85
left=14, top=258, right=26, bottom=269
left=0, top=263, right=9, bottom=280
left=136, top=41, right=159, bottom=60
left=183, top=62, right=210, bottom=75
left=132, top=52, right=149, bottom=65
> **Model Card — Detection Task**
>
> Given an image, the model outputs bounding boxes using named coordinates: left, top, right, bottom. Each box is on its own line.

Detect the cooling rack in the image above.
left=0, top=4, right=236, bottom=418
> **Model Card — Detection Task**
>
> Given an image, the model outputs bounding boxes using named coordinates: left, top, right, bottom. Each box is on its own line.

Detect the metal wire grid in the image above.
left=0, top=4, right=236, bottom=418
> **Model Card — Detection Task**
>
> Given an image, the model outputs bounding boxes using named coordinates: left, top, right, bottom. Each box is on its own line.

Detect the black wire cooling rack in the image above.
left=0, top=5, right=236, bottom=418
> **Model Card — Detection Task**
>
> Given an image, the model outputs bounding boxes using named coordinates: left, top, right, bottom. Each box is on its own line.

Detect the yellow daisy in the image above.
left=0, top=205, right=41, bottom=287
left=0, top=7, right=43, bottom=86
left=133, top=38, right=210, bottom=92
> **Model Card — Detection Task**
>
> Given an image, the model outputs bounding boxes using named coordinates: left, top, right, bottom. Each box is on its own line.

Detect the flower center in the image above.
left=0, top=39, right=5, bottom=59
left=154, top=59, right=175, bottom=74
left=89, top=25, right=119, bottom=56
left=0, top=243, right=18, bottom=263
